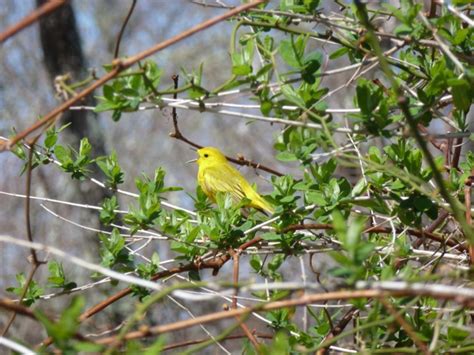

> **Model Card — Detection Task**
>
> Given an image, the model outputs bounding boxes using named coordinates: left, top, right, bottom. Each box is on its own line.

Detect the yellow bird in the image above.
left=189, top=147, right=274, bottom=214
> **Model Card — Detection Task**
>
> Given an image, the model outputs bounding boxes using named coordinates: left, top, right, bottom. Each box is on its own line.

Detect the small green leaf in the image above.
left=279, top=37, right=304, bottom=68
left=276, top=151, right=297, bottom=162
left=261, top=100, right=273, bottom=116
left=449, top=78, right=472, bottom=111
left=281, top=84, right=306, bottom=107
left=329, top=47, right=349, bottom=60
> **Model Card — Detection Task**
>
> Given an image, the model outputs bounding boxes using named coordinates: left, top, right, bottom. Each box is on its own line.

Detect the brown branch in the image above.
left=162, top=332, right=273, bottom=352
left=0, top=0, right=66, bottom=43
left=380, top=298, right=430, bottom=355
left=316, top=306, right=360, bottom=355
left=465, top=170, right=474, bottom=264
left=229, top=248, right=261, bottom=350
left=231, top=249, right=240, bottom=310
left=451, top=137, right=463, bottom=170
left=417, top=124, right=445, bottom=152
left=0, top=298, right=36, bottom=319
left=0, top=298, right=88, bottom=343
left=428, top=0, right=438, bottom=18
left=40, top=236, right=264, bottom=347
left=118, top=0, right=265, bottom=67
left=281, top=223, right=466, bottom=252
left=169, top=75, right=283, bottom=176
left=412, top=210, right=449, bottom=249
left=95, top=287, right=474, bottom=345
left=113, top=0, right=137, bottom=59
left=24, top=139, right=42, bottom=263
left=1, top=0, right=266, bottom=151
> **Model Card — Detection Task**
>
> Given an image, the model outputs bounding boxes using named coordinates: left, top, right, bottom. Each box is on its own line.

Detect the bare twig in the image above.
left=465, top=170, right=474, bottom=263
left=0, top=336, right=36, bottom=355
left=168, top=76, right=284, bottom=176
left=0, top=0, right=66, bottom=43
left=0, top=299, right=36, bottom=319
left=162, top=332, right=273, bottom=351
left=229, top=248, right=261, bottom=350
left=317, top=307, right=360, bottom=355
left=113, top=0, right=137, bottom=59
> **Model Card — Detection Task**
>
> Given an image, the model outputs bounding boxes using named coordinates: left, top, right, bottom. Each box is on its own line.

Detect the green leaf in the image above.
left=232, top=64, right=253, bottom=76
left=279, top=37, right=304, bottom=68
left=96, top=151, right=124, bottom=188
left=35, top=296, right=84, bottom=345
left=449, top=78, right=472, bottom=111
left=103, top=84, right=114, bottom=101
left=394, top=24, right=412, bottom=36
left=261, top=100, right=273, bottom=116
left=44, top=129, right=58, bottom=149
left=47, top=261, right=77, bottom=291
left=143, top=336, right=166, bottom=355
left=329, top=47, right=348, bottom=60
left=79, top=138, right=91, bottom=157
left=54, top=145, right=72, bottom=165
left=276, top=151, right=297, bottom=162
left=281, top=84, right=306, bottom=107
left=304, top=0, right=320, bottom=12
left=100, top=196, right=119, bottom=225
left=306, top=191, right=326, bottom=205
left=6, top=273, right=44, bottom=306
left=302, top=51, right=322, bottom=84
left=262, top=232, right=281, bottom=241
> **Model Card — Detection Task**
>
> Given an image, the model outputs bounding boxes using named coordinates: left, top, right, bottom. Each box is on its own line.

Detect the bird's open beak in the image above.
left=186, top=158, right=197, bottom=164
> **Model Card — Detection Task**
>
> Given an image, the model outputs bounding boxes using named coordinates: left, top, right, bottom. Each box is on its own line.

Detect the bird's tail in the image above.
left=252, top=195, right=274, bottom=215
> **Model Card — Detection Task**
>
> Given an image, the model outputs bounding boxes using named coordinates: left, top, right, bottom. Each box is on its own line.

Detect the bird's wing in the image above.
left=201, top=164, right=246, bottom=202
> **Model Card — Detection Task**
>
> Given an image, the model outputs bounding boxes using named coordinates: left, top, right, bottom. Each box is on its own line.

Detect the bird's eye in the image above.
left=204, top=154, right=209, bottom=158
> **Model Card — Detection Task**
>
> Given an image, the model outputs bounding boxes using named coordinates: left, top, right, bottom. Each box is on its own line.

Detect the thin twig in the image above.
left=317, top=307, right=360, bottom=355
left=281, top=223, right=465, bottom=252
left=168, top=76, right=284, bottom=176
left=0, top=0, right=66, bottom=43
left=0, top=336, right=36, bottom=355
left=229, top=248, right=261, bottom=350
left=0, top=235, right=163, bottom=291
left=162, top=332, right=273, bottom=351
left=380, top=298, right=430, bottom=355
left=113, top=0, right=137, bottom=59
left=465, top=170, right=474, bottom=263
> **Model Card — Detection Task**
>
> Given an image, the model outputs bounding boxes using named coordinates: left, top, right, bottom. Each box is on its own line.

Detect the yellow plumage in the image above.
left=192, top=147, right=274, bottom=214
